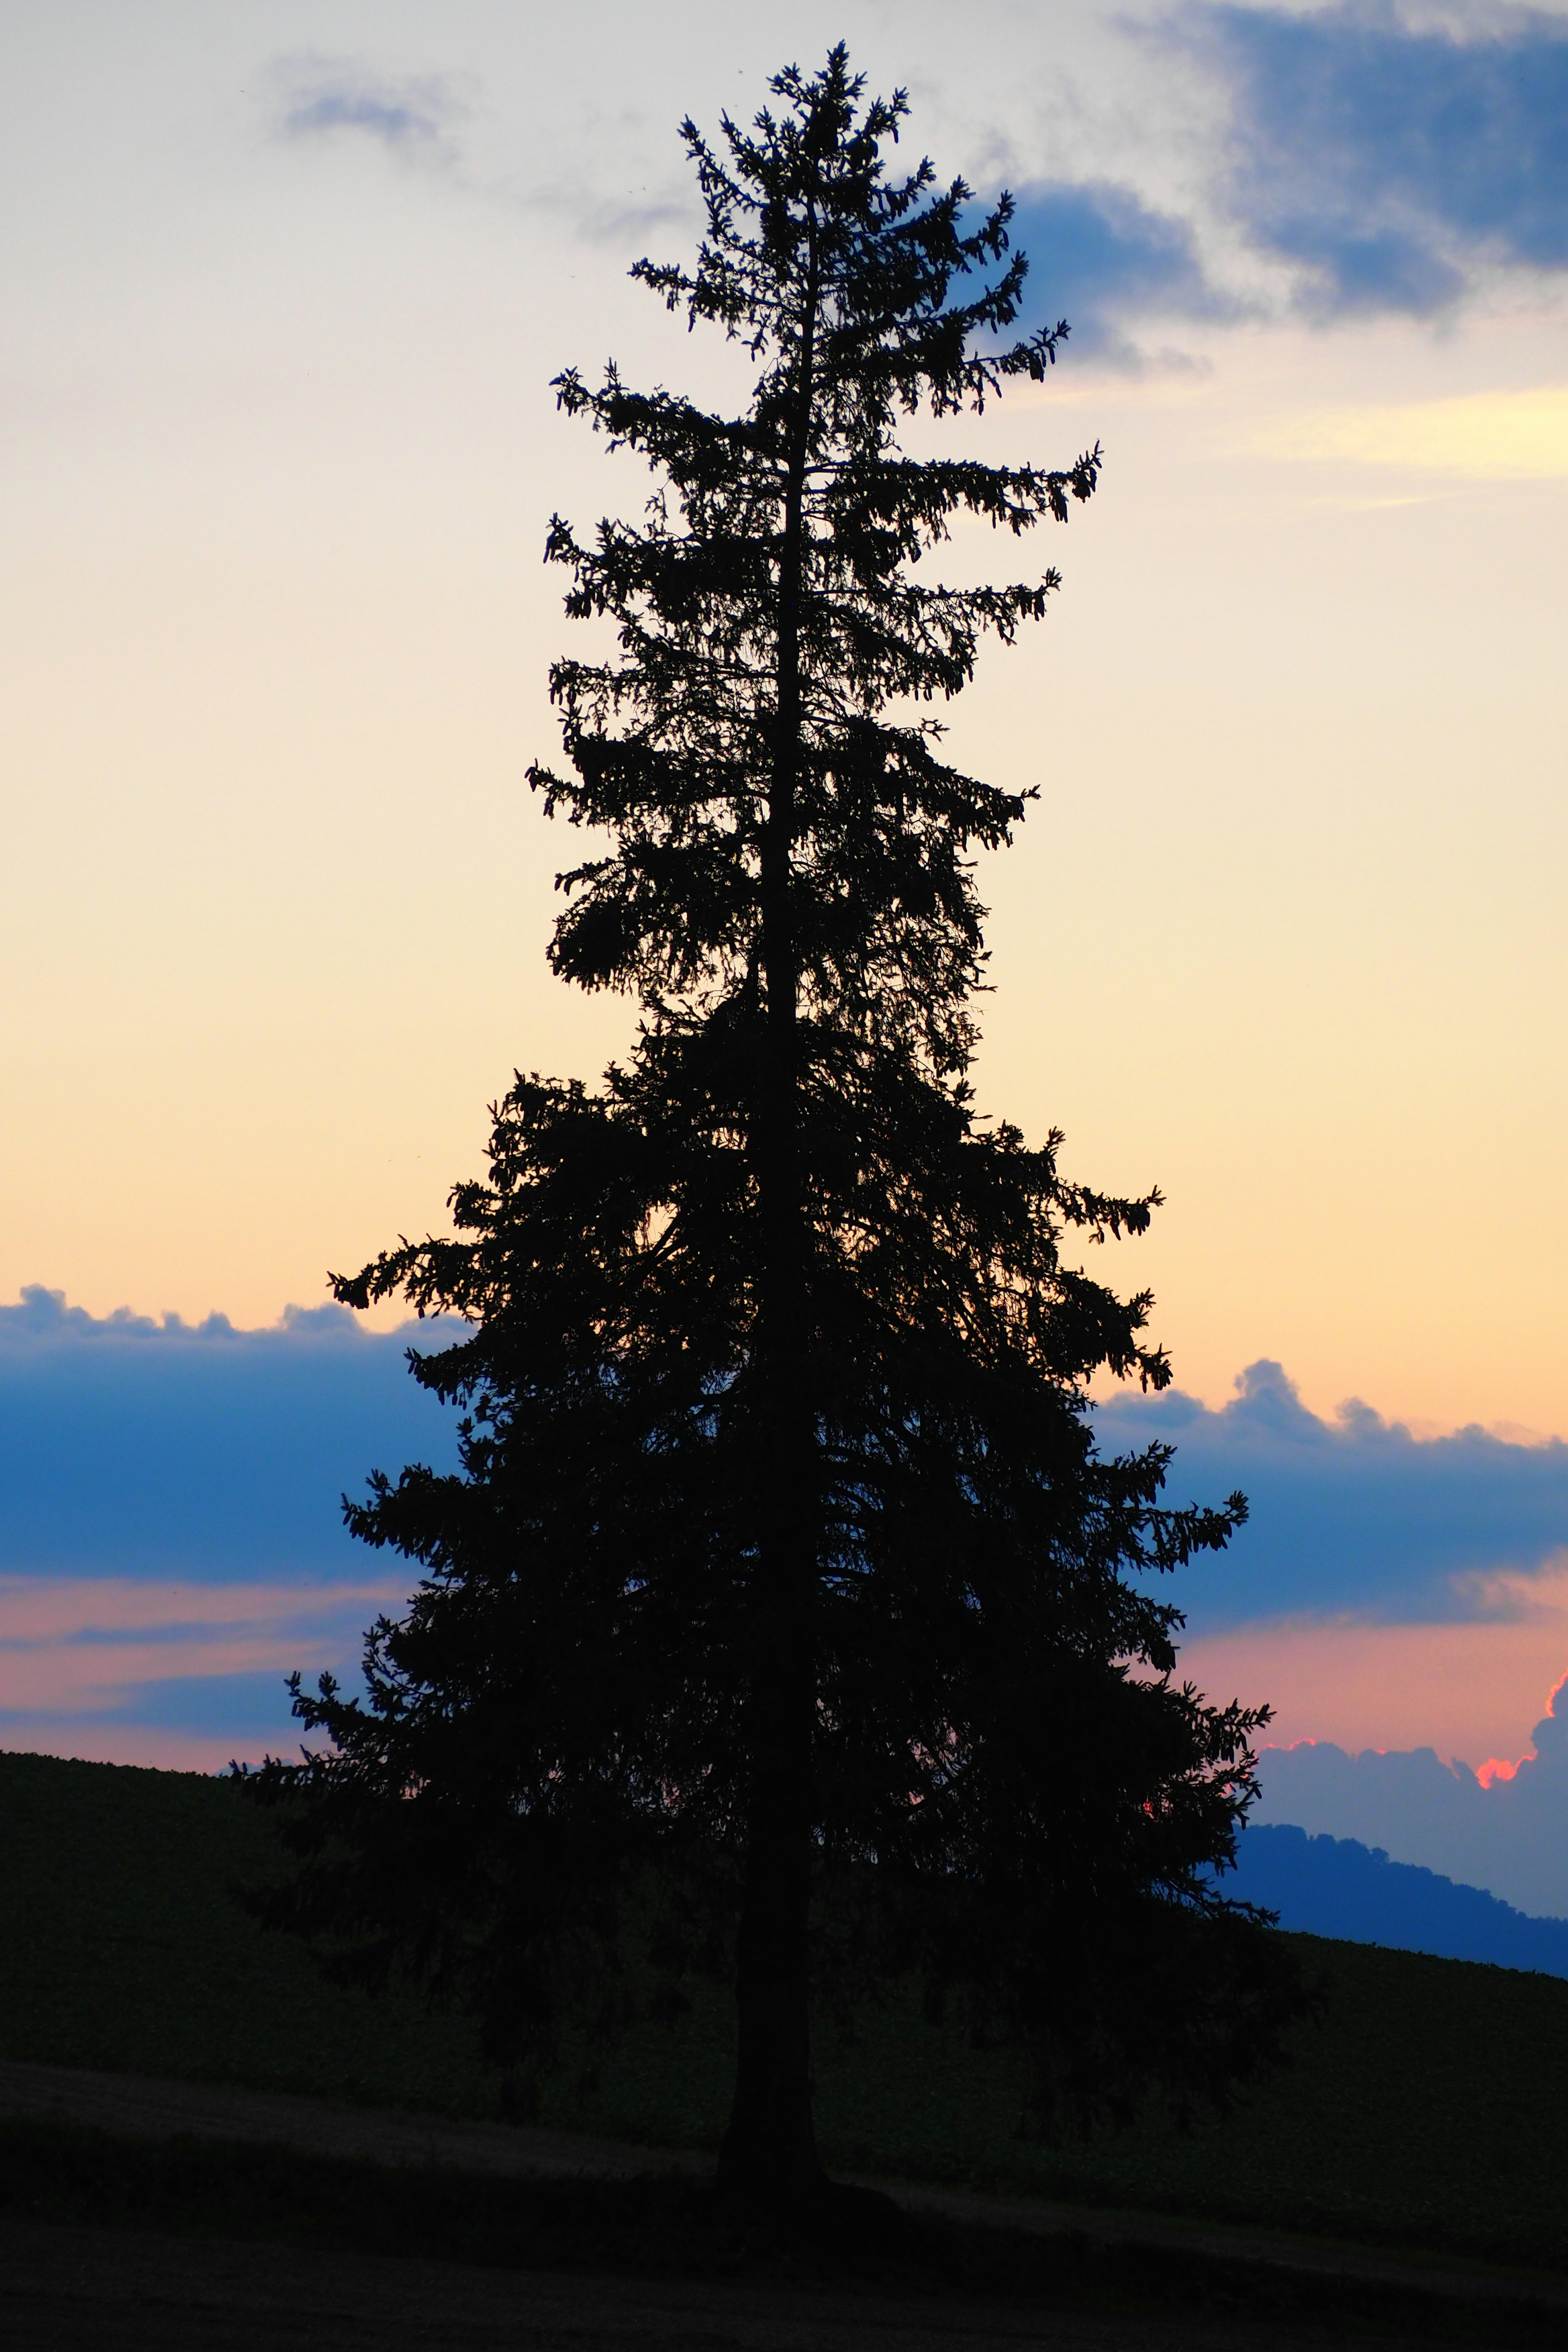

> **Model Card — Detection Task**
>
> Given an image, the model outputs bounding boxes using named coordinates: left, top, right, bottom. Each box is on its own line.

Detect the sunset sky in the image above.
left=4, top=2, right=1568, bottom=1865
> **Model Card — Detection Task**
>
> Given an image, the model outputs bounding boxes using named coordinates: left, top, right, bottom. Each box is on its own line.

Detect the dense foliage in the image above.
left=254, top=50, right=1303, bottom=2198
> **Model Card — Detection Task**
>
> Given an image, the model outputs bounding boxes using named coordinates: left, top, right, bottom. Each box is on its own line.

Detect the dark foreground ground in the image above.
left=3, top=2061, right=1566, bottom=2351
left=9, top=1753, right=1568, bottom=2344
left=9, top=1751, right=1568, bottom=2275
left=2, top=2216, right=1506, bottom=2352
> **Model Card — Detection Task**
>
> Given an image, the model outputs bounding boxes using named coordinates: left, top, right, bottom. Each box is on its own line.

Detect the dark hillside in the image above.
left=0, top=1747, right=497, bottom=2115
left=5, top=1748, right=1568, bottom=2270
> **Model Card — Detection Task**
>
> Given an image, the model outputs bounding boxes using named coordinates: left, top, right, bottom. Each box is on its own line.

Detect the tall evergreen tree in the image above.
left=256, top=50, right=1301, bottom=2206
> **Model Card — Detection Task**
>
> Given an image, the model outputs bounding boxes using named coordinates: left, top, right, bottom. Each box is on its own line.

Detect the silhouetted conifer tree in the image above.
left=255, top=50, right=1301, bottom=2207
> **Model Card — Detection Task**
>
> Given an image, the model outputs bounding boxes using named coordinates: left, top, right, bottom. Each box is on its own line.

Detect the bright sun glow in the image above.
left=1256, top=385, right=1568, bottom=477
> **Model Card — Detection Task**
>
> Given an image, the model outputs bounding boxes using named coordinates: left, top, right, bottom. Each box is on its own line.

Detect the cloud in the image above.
left=0, top=1285, right=461, bottom=1583
left=40, top=1305, right=1546, bottom=1638
left=1180, top=1605, right=1568, bottom=1766
left=267, top=57, right=468, bottom=160
left=1201, top=1, right=1568, bottom=316
left=1097, top=1359, right=1568, bottom=1629
left=0, top=1670, right=328, bottom=1774
left=0, top=1287, right=462, bottom=1764
left=0, top=1575, right=405, bottom=1711
left=1006, top=180, right=1234, bottom=363
left=986, top=9, right=1568, bottom=350
left=10, top=1295, right=1568, bottom=1775
left=0, top=1572, right=414, bottom=1769
left=1253, top=1673, right=1568, bottom=1914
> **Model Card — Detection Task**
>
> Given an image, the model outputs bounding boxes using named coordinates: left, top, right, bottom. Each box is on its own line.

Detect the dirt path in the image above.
left=0, top=2218, right=1451, bottom=2352
left=0, top=2057, right=700, bottom=2183
left=3, top=2058, right=1564, bottom=2330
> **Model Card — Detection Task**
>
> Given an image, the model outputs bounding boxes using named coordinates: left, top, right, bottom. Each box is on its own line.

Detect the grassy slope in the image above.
left=3, top=1749, right=1565, bottom=2270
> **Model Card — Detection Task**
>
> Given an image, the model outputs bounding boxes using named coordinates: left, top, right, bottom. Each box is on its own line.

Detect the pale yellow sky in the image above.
left=4, top=0, right=1567, bottom=1437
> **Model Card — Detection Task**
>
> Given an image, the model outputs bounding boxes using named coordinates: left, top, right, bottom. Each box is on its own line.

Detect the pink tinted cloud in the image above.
left=0, top=1577, right=402, bottom=1639
left=4, top=1724, right=299, bottom=1775
left=3, top=1635, right=347, bottom=1712
left=0, top=1576, right=406, bottom=1714
left=1180, top=1588, right=1568, bottom=1770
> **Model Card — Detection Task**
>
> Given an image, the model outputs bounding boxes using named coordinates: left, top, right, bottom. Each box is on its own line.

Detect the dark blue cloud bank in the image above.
left=0, top=1287, right=466, bottom=1756
left=1099, top=1358, right=1568, bottom=1927
left=1096, top=1360, right=1568, bottom=1630
left=14, top=1281, right=1560, bottom=1935
left=10, top=1294, right=1561, bottom=1626
left=0, top=1285, right=462, bottom=1583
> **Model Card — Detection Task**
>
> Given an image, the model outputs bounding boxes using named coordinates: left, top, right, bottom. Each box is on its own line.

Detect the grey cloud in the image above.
left=1096, top=1359, right=1568, bottom=1630
left=0, top=1284, right=341, bottom=1345
left=979, top=7, right=1568, bottom=352
left=4, top=1667, right=331, bottom=1732
left=1201, top=1, right=1568, bottom=316
left=1254, top=1677, right=1568, bottom=1914
left=269, top=58, right=468, bottom=158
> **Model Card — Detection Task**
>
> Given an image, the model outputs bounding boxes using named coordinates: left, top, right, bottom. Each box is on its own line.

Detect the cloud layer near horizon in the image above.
left=7, top=1285, right=1568, bottom=1776
left=1098, top=1359, right=1568, bottom=1630
left=11, top=1292, right=1567, bottom=1631
left=0, top=1287, right=460, bottom=1762
left=0, top=1576, right=406, bottom=1772
left=1254, top=1672, right=1568, bottom=1917
left=1105, top=1359, right=1568, bottom=1912
left=0, top=1285, right=461, bottom=1581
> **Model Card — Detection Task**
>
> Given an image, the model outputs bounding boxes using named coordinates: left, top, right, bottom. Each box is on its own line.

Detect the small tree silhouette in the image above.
left=256, top=50, right=1300, bottom=2208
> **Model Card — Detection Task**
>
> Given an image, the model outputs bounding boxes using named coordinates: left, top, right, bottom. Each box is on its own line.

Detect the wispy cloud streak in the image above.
left=267, top=56, right=469, bottom=162
left=1006, top=179, right=1236, bottom=362
left=0, top=1573, right=405, bottom=1709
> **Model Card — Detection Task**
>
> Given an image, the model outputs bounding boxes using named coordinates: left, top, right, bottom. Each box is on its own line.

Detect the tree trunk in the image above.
left=717, top=225, right=825, bottom=2207
left=717, top=1619, right=822, bottom=2200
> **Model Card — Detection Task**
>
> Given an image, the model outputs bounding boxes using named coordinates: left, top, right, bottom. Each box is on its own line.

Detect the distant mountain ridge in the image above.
left=1252, top=1703, right=1568, bottom=1920
left=1228, top=1822, right=1568, bottom=1978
